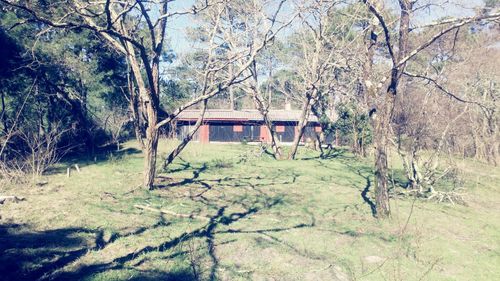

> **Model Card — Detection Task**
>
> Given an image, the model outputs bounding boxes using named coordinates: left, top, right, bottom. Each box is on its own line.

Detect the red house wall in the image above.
left=259, top=125, right=270, bottom=142
left=200, top=124, right=210, bottom=143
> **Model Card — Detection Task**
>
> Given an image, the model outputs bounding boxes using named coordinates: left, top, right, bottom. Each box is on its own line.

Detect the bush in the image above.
left=0, top=125, right=73, bottom=183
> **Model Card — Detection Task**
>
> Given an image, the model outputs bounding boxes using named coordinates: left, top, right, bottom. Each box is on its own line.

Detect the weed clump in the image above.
left=209, top=158, right=234, bottom=169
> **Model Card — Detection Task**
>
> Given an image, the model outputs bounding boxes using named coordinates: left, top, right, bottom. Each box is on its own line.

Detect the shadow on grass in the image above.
left=299, top=147, right=351, bottom=161
left=52, top=196, right=295, bottom=280
left=45, top=147, right=142, bottom=176
left=1, top=170, right=308, bottom=281
left=0, top=216, right=181, bottom=281
left=360, top=175, right=377, bottom=217
left=0, top=224, right=96, bottom=281
left=156, top=162, right=209, bottom=189
left=157, top=157, right=298, bottom=192
left=85, top=147, right=142, bottom=164
left=339, top=159, right=378, bottom=218
left=163, top=157, right=193, bottom=173
left=126, top=270, right=197, bottom=281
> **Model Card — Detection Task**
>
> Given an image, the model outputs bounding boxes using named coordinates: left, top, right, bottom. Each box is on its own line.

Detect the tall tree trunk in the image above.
left=143, top=103, right=158, bottom=189
left=288, top=92, right=314, bottom=159
left=127, top=68, right=145, bottom=149
left=124, top=43, right=159, bottom=189
left=373, top=93, right=394, bottom=217
left=366, top=0, right=412, bottom=217
left=142, top=59, right=162, bottom=189
left=141, top=1, right=168, bottom=190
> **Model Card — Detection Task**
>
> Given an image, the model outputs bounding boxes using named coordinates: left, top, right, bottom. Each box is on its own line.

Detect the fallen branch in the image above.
left=427, top=189, right=467, bottom=206
left=0, top=195, right=26, bottom=204
left=134, top=204, right=210, bottom=221
left=393, top=188, right=467, bottom=206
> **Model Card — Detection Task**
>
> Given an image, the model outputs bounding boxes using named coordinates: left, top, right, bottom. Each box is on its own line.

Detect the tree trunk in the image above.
left=229, top=63, right=235, bottom=110
left=164, top=100, right=207, bottom=169
left=127, top=67, right=145, bottom=149
left=252, top=94, right=283, bottom=159
left=249, top=60, right=283, bottom=159
left=288, top=92, right=313, bottom=159
left=0, top=90, right=7, bottom=133
left=373, top=97, right=393, bottom=217
left=397, top=144, right=422, bottom=191
left=263, top=116, right=283, bottom=159
left=137, top=1, right=168, bottom=189
left=143, top=101, right=159, bottom=190
left=352, top=116, right=360, bottom=155
left=229, top=87, right=235, bottom=110
left=267, top=57, right=273, bottom=107
left=124, top=42, right=160, bottom=190
left=366, top=0, right=412, bottom=218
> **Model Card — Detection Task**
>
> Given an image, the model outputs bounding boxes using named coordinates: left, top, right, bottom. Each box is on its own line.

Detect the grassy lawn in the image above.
left=1, top=140, right=499, bottom=281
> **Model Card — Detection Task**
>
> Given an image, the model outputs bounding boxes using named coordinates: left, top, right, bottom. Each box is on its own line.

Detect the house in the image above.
left=174, top=109, right=330, bottom=144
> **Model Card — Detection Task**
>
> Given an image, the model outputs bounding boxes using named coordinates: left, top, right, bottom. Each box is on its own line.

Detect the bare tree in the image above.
left=161, top=0, right=297, bottom=165
left=3, top=0, right=296, bottom=189
left=250, top=60, right=284, bottom=158
left=392, top=23, right=500, bottom=196
left=102, top=108, right=130, bottom=151
left=285, top=0, right=365, bottom=159
left=361, top=0, right=500, bottom=217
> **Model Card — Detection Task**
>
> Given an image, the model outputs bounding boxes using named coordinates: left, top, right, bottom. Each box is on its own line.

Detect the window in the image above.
left=233, top=125, right=243, bottom=132
left=276, top=125, right=285, bottom=133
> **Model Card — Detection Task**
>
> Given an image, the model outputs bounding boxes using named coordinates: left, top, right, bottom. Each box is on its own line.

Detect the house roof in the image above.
left=175, top=109, right=318, bottom=122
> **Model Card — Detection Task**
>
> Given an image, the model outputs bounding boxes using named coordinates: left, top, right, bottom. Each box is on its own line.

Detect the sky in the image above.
left=411, top=0, right=485, bottom=24
left=164, top=0, right=487, bottom=56
left=165, top=1, right=196, bottom=54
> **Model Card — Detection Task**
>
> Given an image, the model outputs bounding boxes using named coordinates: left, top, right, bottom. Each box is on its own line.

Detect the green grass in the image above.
left=1, top=140, right=499, bottom=280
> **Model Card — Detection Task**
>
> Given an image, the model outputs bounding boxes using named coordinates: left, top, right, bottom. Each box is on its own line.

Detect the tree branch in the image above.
left=403, top=71, right=489, bottom=110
